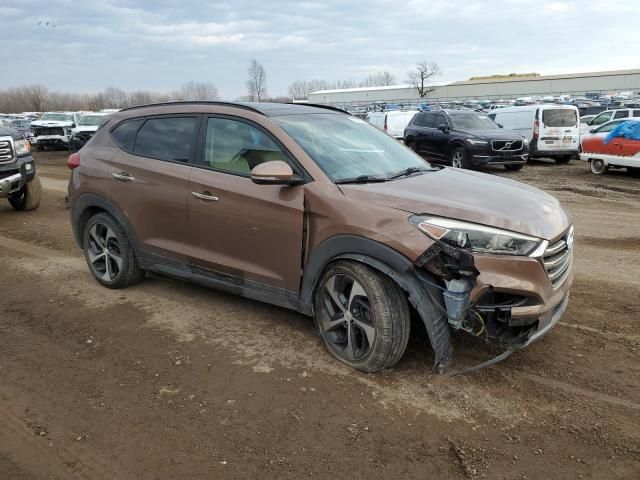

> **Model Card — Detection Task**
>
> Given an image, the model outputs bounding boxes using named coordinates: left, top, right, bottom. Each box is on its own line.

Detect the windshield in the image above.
left=449, top=113, right=498, bottom=130
left=542, top=109, right=577, bottom=127
left=41, top=113, right=74, bottom=122
left=10, top=120, right=28, bottom=127
left=273, top=114, right=431, bottom=182
left=79, top=115, right=106, bottom=126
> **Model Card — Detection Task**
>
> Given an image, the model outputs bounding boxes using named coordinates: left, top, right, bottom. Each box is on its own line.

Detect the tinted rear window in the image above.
left=133, top=117, right=198, bottom=162
left=542, top=109, right=577, bottom=127
left=111, top=119, right=144, bottom=151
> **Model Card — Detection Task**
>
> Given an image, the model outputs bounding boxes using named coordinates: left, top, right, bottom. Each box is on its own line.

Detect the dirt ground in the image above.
left=1, top=151, right=639, bottom=479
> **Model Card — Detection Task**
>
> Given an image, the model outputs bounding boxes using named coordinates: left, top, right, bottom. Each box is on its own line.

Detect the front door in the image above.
left=188, top=116, right=305, bottom=292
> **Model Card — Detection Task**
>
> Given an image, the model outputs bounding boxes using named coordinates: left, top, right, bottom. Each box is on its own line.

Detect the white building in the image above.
left=307, top=69, right=640, bottom=105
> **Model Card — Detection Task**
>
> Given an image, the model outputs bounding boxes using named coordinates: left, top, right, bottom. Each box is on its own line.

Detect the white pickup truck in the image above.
left=30, top=112, right=82, bottom=149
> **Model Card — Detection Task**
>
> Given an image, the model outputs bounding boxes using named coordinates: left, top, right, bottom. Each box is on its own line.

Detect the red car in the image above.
left=580, top=120, right=640, bottom=175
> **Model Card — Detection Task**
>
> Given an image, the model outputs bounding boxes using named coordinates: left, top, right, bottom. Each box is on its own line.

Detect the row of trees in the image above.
left=0, top=81, right=219, bottom=114
left=0, top=60, right=441, bottom=113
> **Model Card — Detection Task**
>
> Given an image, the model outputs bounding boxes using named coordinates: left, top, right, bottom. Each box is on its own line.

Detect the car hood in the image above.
left=72, top=126, right=99, bottom=134
left=338, top=168, right=571, bottom=240
left=456, top=128, right=524, bottom=140
left=32, top=120, right=73, bottom=127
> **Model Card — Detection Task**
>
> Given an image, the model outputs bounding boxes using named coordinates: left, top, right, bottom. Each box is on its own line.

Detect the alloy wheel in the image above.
left=86, top=223, right=123, bottom=282
left=452, top=150, right=464, bottom=168
left=319, top=274, right=376, bottom=362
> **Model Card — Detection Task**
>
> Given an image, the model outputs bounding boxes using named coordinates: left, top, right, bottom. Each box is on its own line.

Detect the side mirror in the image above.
left=589, top=128, right=596, bottom=133
left=250, top=160, right=297, bottom=185
left=586, top=120, right=593, bottom=125
left=437, top=124, right=449, bottom=133
left=71, top=123, right=76, bottom=128
left=497, top=123, right=503, bottom=128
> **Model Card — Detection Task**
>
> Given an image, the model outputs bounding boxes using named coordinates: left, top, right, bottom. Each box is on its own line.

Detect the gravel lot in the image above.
left=1, top=151, right=639, bottom=479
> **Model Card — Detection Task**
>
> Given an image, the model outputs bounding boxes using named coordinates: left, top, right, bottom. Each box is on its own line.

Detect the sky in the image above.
left=1, top=0, right=639, bottom=99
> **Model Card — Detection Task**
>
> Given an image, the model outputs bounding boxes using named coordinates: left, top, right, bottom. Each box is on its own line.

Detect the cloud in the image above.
left=0, top=0, right=636, bottom=99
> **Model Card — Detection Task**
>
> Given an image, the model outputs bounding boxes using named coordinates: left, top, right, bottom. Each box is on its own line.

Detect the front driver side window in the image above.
left=204, top=118, right=288, bottom=175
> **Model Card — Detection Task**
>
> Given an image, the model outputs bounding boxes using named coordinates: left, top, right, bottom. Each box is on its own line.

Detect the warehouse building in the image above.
left=307, top=69, right=640, bottom=105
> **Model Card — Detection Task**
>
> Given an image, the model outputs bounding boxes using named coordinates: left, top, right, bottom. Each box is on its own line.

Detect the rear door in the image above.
left=539, top=107, right=579, bottom=152
left=187, top=116, right=305, bottom=292
left=411, top=112, right=438, bottom=157
left=429, top=113, right=451, bottom=160
left=105, top=115, right=199, bottom=264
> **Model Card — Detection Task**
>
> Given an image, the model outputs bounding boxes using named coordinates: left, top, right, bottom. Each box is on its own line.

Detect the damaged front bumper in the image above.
left=414, top=231, right=574, bottom=372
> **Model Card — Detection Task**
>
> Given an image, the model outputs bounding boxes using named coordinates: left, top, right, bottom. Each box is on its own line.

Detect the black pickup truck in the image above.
left=0, top=126, right=41, bottom=211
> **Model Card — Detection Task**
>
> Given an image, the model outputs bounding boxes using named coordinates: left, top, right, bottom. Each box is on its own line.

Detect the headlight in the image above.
left=14, top=139, right=31, bottom=156
left=410, top=215, right=542, bottom=256
left=466, top=139, right=488, bottom=145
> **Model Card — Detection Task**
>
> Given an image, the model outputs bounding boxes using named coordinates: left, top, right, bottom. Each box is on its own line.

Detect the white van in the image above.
left=488, top=105, right=580, bottom=163
left=365, top=110, right=418, bottom=139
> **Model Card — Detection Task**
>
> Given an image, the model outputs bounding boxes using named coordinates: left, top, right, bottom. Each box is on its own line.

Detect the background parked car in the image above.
left=580, top=118, right=634, bottom=144
left=583, top=108, right=640, bottom=129
left=404, top=110, right=528, bottom=170
left=489, top=105, right=579, bottom=163
left=365, top=110, right=418, bottom=139
left=69, top=111, right=112, bottom=152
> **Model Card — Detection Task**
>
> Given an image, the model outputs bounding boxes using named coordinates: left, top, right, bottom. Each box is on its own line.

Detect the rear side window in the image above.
left=633, top=110, right=640, bottom=117
left=542, top=109, right=577, bottom=127
left=613, top=110, right=630, bottom=119
left=414, top=113, right=436, bottom=128
left=111, top=119, right=143, bottom=151
left=134, top=117, right=198, bottom=162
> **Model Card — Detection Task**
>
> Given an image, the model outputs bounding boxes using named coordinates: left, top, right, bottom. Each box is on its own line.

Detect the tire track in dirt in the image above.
left=2, top=234, right=639, bottom=420
left=0, top=401, right=123, bottom=480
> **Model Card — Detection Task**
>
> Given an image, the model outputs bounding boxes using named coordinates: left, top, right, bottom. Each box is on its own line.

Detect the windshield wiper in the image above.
left=335, top=175, right=389, bottom=185
left=388, top=166, right=433, bottom=179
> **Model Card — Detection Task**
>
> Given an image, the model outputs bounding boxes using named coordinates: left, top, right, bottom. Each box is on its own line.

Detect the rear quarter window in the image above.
left=111, top=119, right=144, bottom=151
left=542, top=109, right=577, bottom=127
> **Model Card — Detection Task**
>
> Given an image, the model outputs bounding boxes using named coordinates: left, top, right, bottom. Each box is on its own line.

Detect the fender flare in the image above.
left=70, top=193, right=140, bottom=252
left=301, top=235, right=452, bottom=369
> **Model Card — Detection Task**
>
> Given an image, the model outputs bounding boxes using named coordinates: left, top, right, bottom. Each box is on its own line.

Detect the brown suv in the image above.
left=68, top=102, right=574, bottom=372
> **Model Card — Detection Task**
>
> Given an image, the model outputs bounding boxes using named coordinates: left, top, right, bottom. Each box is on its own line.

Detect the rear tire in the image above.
left=83, top=213, right=145, bottom=289
left=504, top=164, right=524, bottom=171
left=8, top=174, right=41, bottom=211
left=555, top=155, right=572, bottom=164
left=590, top=158, right=608, bottom=175
left=314, top=261, right=410, bottom=372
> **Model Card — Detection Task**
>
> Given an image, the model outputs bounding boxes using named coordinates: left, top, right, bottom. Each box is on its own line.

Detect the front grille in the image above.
left=33, top=126, right=64, bottom=137
left=542, top=231, right=573, bottom=287
left=0, top=140, right=14, bottom=163
left=492, top=139, right=523, bottom=152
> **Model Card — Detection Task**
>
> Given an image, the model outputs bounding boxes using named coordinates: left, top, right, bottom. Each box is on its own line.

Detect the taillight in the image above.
left=533, top=119, right=539, bottom=140
left=67, top=152, right=80, bottom=169
left=384, top=116, right=388, bottom=132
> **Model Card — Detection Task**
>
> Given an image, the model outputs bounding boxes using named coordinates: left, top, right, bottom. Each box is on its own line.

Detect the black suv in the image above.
left=404, top=110, right=529, bottom=170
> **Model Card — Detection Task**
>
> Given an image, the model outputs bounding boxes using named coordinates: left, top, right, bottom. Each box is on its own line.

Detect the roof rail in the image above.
left=119, top=101, right=265, bottom=115
left=297, top=103, right=351, bottom=115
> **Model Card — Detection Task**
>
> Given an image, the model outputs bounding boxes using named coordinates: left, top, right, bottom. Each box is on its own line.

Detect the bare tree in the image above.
left=360, top=71, right=396, bottom=88
left=407, top=62, right=441, bottom=98
left=102, top=87, right=129, bottom=108
left=246, top=60, right=267, bottom=102
left=177, top=81, right=219, bottom=101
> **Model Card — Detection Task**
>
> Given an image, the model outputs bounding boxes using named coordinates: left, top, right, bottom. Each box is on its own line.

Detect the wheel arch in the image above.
left=71, top=193, right=140, bottom=252
left=301, top=235, right=453, bottom=369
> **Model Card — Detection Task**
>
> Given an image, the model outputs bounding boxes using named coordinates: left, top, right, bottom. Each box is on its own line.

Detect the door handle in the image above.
left=191, top=191, right=219, bottom=202
left=111, top=172, right=135, bottom=182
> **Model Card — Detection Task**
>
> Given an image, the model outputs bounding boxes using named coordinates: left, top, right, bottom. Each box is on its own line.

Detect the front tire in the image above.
left=451, top=146, right=470, bottom=169
left=9, top=174, right=42, bottom=211
left=590, top=158, right=608, bottom=175
left=83, top=213, right=145, bottom=289
left=314, top=261, right=410, bottom=372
